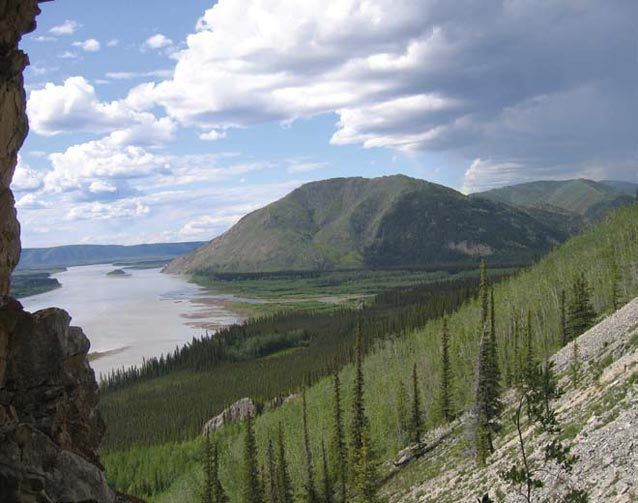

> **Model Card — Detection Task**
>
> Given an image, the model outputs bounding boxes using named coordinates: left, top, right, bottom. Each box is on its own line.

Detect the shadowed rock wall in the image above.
left=0, top=2, right=124, bottom=501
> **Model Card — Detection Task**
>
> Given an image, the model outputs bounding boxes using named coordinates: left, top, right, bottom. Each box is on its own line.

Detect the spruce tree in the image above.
left=349, top=322, right=378, bottom=502
left=203, top=433, right=214, bottom=503
left=321, top=439, right=335, bottom=503
left=474, top=320, right=492, bottom=465
left=332, top=372, right=347, bottom=503
left=266, top=440, right=277, bottom=503
left=242, top=413, right=264, bottom=503
left=438, top=317, right=454, bottom=423
left=212, top=440, right=228, bottom=503
left=524, top=310, right=536, bottom=381
left=396, top=380, right=408, bottom=441
left=410, top=363, right=423, bottom=445
left=302, top=388, right=319, bottom=503
left=275, top=423, right=294, bottom=503
left=566, top=272, right=597, bottom=341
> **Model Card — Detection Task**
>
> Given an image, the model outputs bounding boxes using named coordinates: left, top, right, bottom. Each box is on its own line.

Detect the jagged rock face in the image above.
left=0, top=298, right=117, bottom=502
left=0, top=298, right=104, bottom=464
left=0, top=0, right=40, bottom=297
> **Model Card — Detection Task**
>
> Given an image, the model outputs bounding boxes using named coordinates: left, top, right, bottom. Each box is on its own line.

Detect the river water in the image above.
left=19, top=264, right=247, bottom=380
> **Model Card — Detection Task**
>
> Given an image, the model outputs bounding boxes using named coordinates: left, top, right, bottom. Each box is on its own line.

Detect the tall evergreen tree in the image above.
left=566, top=272, right=597, bottom=341
left=203, top=433, right=214, bottom=503
left=275, top=423, right=294, bottom=503
left=242, top=413, right=264, bottom=503
left=349, top=322, right=378, bottom=502
left=437, top=317, right=454, bottom=423
left=396, top=380, right=408, bottom=440
left=321, top=439, right=335, bottom=503
left=331, top=372, right=347, bottom=503
left=410, top=363, right=423, bottom=444
left=302, top=388, right=319, bottom=503
left=211, top=440, right=228, bottom=503
left=474, top=320, right=492, bottom=465
left=266, top=440, right=277, bottom=503
left=479, top=260, right=489, bottom=327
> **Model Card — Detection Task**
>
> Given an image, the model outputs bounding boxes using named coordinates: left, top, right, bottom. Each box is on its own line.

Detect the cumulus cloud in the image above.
left=73, top=39, right=101, bottom=52
left=12, top=157, right=43, bottom=192
left=27, top=76, right=175, bottom=141
left=50, top=20, right=80, bottom=36
left=143, top=0, right=637, bottom=187
left=143, top=34, right=173, bottom=50
left=57, top=51, right=77, bottom=59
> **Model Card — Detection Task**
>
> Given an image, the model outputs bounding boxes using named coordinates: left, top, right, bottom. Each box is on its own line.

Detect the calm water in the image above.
left=19, top=264, right=245, bottom=379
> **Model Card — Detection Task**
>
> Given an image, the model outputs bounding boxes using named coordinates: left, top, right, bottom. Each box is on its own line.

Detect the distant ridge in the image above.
left=165, top=175, right=574, bottom=275
left=473, top=178, right=635, bottom=220
left=18, top=242, right=207, bottom=269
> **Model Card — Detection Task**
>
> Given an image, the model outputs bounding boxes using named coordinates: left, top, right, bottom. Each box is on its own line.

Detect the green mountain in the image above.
left=165, top=175, right=571, bottom=274
left=17, top=241, right=207, bottom=269
left=474, top=178, right=634, bottom=220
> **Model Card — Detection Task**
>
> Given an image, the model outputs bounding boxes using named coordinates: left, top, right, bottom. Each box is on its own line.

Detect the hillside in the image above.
left=17, top=241, right=206, bottom=269
left=474, top=178, right=634, bottom=220
left=165, top=175, right=571, bottom=274
left=387, top=297, right=638, bottom=502
left=101, top=205, right=638, bottom=502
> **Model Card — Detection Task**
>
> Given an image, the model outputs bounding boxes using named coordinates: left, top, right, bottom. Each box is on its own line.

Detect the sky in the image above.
left=15, top=0, right=638, bottom=247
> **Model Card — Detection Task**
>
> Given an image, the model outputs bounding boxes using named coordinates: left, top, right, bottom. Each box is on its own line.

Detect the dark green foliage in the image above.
left=566, top=272, right=597, bottom=341
left=202, top=434, right=214, bottom=503
left=331, top=372, right=347, bottom=503
left=276, top=424, right=294, bottom=503
left=396, top=380, right=408, bottom=441
left=302, top=388, right=319, bottom=503
left=437, top=317, right=454, bottom=422
left=203, top=434, right=227, bottom=503
left=560, top=290, right=568, bottom=346
left=9, top=271, right=61, bottom=298
left=320, top=440, right=334, bottom=503
left=473, top=265, right=502, bottom=463
left=243, top=414, right=264, bottom=503
left=266, top=440, right=277, bottom=503
left=100, top=275, right=482, bottom=450
left=524, top=311, right=536, bottom=381
left=410, top=364, right=423, bottom=445
left=349, top=325, right=378, bottom=502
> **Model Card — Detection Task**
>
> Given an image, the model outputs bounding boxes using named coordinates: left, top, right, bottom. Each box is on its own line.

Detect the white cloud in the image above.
left=57, top=51, right=77, bottom=59
left=73, top=39, right=101, bottom=52
left=105, top=69, right=172, bottom=81
left=16, top=193, right=49, bottom=209
left=107, top=39, right=119, bottom=47
left=12, top=157, right=43, bottom=192
left=66, top=200, right=150, bottom=221
left=50, top=20, right=80, bottom=36
left=143, top=0, right=637, bottom=185
left=143, top=34, right=173, bottom=50
left=32, top=35, right=57, bottom=42
left=199, top=129, right=226, bottom=141
left=27, top=76, right=175, bottom=141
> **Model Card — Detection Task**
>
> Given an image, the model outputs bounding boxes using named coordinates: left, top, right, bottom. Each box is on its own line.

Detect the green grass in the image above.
left=102, top=206, right=638, bottom=502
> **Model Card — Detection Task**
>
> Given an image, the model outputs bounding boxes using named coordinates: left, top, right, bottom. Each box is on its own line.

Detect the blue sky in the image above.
left=16, top=0, right=638, bottom=247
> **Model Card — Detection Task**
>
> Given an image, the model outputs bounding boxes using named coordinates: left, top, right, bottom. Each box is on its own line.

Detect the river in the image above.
left=19, top=264, right=249, bottom=380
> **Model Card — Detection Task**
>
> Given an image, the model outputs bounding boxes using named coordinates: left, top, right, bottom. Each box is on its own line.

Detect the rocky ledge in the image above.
left=0, top=297, right=119, bottom=502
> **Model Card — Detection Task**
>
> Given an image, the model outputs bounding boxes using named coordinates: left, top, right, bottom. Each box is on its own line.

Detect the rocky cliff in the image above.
left=0, top=2, right=123, bottom=501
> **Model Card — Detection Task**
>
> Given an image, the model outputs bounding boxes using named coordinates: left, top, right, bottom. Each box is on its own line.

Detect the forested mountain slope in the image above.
left=165, top=175, right=571, bottom=274
left=474, top=178, right=634, bottom=221
left=103, top=205, right=638, bottom=502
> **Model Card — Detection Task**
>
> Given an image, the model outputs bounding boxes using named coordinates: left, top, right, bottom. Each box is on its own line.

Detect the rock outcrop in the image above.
left=0, top=298, right=117, bottom=502
left=202, top=397, right=255, bottom=434
left=0, top=2, right=127, bottom=502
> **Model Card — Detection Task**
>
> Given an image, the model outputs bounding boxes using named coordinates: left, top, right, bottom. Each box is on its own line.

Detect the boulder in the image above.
left=203, top=397, right=255, bottom=434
